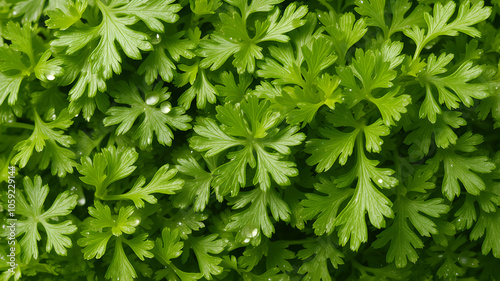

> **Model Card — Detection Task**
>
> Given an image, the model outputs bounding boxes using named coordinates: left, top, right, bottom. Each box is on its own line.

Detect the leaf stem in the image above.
left=1, top=122, right=35, bottom=130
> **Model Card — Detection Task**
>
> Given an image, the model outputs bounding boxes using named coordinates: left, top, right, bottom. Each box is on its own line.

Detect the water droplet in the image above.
left=50, top=113, right=57, bottom=120
left=145, top=92, right=159, bottom=105
left=151, top=33, right=161, bottom=44
left=71, top=186, right=78, bottom=191
left=12, top=11, right=17, bottom=16
left=147, top=137, right=152, bottom=144
left=161, top=101, right=172, bottom=113
left=377, top=179, right=383, bottom=184
left=132, top=218, right=141, bottom=226
left=74, top=114, right=79, bottom=117
left=243, top=238, right=250, bottom=243
left=78, top=197, right=86, bottom=206
left=177, top=221, right=183, bottom=226
left=359, top=0, right=364, bottom=3
left=46, top=74, right=55, bottom=81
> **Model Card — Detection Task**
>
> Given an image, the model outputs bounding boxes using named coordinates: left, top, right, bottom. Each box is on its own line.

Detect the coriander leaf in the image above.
left=334, top=140, right=397, bottom=251
left=404, top=1, right=491, bottom=58
left=153, top=227, right=203, bottom=281
left=355, top=0, right=387, bottom=35
left=190, top=96, right=305, bottom=195
left=388, top=0, right=429, bottom=37
left=77, top=146, right=138, bottom=198
left=105, top=237, right=137, bottom=281
left=175, top=61, right=218, bottom=109
left=164, top=208, right=208, bottom=240
left=404, top=111, right=466, bottom=161
left=51, top=0, right=181, bottom=97
left=12, top=0, right=46, bottom=23
left=226, top=188, right=290, bottom=245
left=172, top=154, right=214, bottom=211
left=104, top=81, right=192, bottom=149
left=186, top=234, right=226, bottom=280
left=297, top=237, right=344, bottom=281
left=305, top=126, right=359, bottom=172
left=373, top=170, right=450, bottom=268
left=12, top=109, right=76, bottom=176
left=417, top=53, right=488, bottom=123
left=215, top=71, right=252, bottom=103
left=199, top=2, right=307, bottom=73
left=105, top=164, right=183, bottom=208
left=320, top=11, right=367, bottom=65
left=425, top=132, right=495, bottom=200
left=301, top=177, right=354, bottom=236
left=190, top=0, right=222, bottom=16
left=471, top=210, right=500, bottom=258
left=78, top=201, right=152, bottom=281
left=45, top=0, right=88, bottom=30
left=16, top=175, right=78, bottom=263
left=138, top=28, right=198, bottom=84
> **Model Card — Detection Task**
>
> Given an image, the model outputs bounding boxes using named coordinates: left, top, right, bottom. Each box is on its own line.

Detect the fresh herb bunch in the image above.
left=1, top=0, right=500, bottom=280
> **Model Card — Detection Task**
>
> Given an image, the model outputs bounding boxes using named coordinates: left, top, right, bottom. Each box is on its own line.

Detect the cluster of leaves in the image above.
left=1, top=0, right=500, bottom=280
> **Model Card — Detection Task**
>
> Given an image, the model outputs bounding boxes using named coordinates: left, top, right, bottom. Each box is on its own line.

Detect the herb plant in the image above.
left=1, top=0, right=500, bottom=280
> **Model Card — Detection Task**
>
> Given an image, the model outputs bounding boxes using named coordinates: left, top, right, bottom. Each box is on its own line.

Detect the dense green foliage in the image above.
left=1, top=0, right=500, bottom=280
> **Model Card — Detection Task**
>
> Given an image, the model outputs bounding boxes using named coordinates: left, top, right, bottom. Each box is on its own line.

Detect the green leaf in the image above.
left=104, top=81, right=191, bottom=148
left=425, top=132, right=495, bottom=200
left=320, top=11, right=367, bottom=65
left=77, top=146, right=138, bottom=198
left=45, top=0, right=88, bottom=30
left=172, top=154, right=214, bottom=211
left=333, top=141, right=397, bottom=251
left=227, top=188, right=290, bottom=244
left=106, top=164, right=183, bottom=208
left=301, top=177, right=354, bottom=236
left=417, top=53, right=488, bottom=123
left=373, top=170, right=450, bottom=268
left=404, top=1, right=491, bottom=58
left=153, top=228, right=203, bottom=281
left=199, top=2, right=307, bottom=73
left=297, top=237, right=344, bottom=281
left=51, top=0, right=181, bottom=97
left=12, top=109, right=76, bottom=176
left=186, top=235, right=226, bottom=280
left=190, top=96, right=304, bottom=195
left=16, top=175, right=78, bottom=263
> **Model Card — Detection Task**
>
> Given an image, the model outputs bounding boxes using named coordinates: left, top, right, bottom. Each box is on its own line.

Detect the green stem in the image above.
left=1, top=122, right=35, bottom=130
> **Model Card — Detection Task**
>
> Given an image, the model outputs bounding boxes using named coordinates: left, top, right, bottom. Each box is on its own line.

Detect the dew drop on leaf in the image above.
left=161, top=101, right=172, bottom=113
left=146, top=92, right=159, bottom=105
left=151, top=34, right=161, bottom=44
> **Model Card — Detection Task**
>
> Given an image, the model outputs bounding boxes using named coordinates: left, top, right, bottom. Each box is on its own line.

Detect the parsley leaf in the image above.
left=16, top=175, right=78, bottom=263
left=425, top=132, right=495, bottom=200
left=12, top=109, right=76, bottom=176
left=185, top=234, right=226, bottom=280
left=373, top=170, right=450, bottom=267
left=51, top=0, right=181, bottom=98
left=153, top=227, right=203, bottom=281
left=297, top=237, right=344, bottom=281
left=104, top=81, right=192, bottom=149
left=190, top=96, right=305, bottom=196
left=199, top=1, right=307, bottom=73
